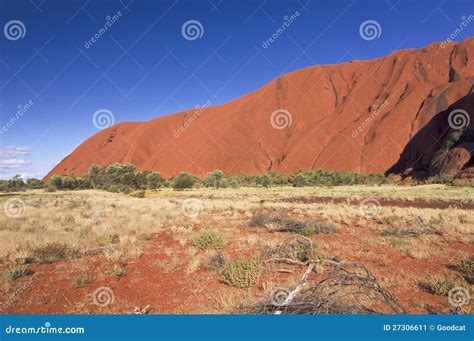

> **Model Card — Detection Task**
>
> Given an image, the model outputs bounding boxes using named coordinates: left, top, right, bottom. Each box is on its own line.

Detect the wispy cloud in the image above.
left=0, top=146, right=32, bottom=175
left=0, top=146, right=31, bottom=158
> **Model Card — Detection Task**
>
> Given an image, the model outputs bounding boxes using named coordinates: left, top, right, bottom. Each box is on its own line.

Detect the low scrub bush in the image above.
left=33, top=243, right=80, bottom=262
left=219, top=257, right=261, bottom=288
left=449, top=257, right=474, bottom=284
left=420, top=275, right=466, bottom=296
left=130, top=190, right=146, bottom=198
left=71, top=275, right=89, bottom=288
left=173, top=172, right=196, bottom=190
left=4, top=265, right=33, bottom=281
left=192, top=229, right=227, bottom=250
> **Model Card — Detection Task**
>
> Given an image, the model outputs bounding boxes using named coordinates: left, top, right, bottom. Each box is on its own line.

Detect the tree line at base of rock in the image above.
left=0, top=163, right=468, bottom=193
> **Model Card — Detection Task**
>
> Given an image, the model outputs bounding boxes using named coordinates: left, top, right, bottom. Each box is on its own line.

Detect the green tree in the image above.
left=50, top=174, right=64, bottom=189
left=205, top=170, right=225, bottom=188
left=172, top=172, right=196, bottom=190
left=146, top=172, right=163, bottom=189
left=7, top=175, right=26, bottom=192
left=61, top=176, right=77, bottom=190
left=135, top=171, right=151, bottom=189
left=26, top=178, right=44, bottom=190
left=293, top=172, right=307, bottom=187
left=85, top=164, right=106, bottom=189
left=257, top=173, right=271, bottom=188
left=106, top=163, right=136, bottom=187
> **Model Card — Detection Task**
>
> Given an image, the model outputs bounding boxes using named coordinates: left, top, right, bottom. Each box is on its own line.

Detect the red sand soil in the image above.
left=45, top=38, right=474, bottom=180
left=1, top=220, right=471, bottom=315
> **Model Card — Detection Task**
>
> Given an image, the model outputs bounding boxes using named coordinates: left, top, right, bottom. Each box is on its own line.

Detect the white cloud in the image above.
left=1, top=159, right=31, bottom=165
left=0, top=146, right=31, bottom=158
left=0, top=146, right=33, bottom=176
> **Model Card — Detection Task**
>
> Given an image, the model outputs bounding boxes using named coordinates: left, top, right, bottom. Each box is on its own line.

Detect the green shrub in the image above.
left=421, top=276, right=465, bottom=296
left=249, top=212, right=272, bottom=227
left=33, top=243, right=80, bottom=262
left=292, top=172, right=307, bottom=187
left=173, top=172, right=196, bottom=190
left=45, top=184, right=56, bottom=192
left=50, top=174, right=64, bottom=189
left=26, top=178, right=44, bottom=189
left=192, top=229, right=227, bottom=250
left=84, top=164, right=107, bottom=189
left=130, top=190, right=146, bottom=198
left=4, top=265, right=33, bottom=281
left=257, top=174, right=271, bottom=188
left=71, top=275, right=89, bottom=288
left=205, top=170, right=225, bottom=188
left=219, top=257, right=261, bottom=288
left=450, top=257, right=474, bottom=284
left=146, top=172, right=164, bottom=189
left=295, top=221, right=339, bottom=236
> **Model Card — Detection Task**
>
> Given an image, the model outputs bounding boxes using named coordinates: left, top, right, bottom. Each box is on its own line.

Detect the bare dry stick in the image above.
left=275, top=263, right=315, bottom=315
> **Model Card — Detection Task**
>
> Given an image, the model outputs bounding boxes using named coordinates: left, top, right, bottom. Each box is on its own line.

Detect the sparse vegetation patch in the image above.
left=220, top=257, right=261, bottom=288
left=192, top=229, right=227, bottom=250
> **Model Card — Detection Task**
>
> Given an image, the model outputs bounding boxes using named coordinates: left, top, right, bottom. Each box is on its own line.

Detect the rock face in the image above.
left=45, top=38, right=474, bottom=180
left=430, top=143, right=474, bottom=176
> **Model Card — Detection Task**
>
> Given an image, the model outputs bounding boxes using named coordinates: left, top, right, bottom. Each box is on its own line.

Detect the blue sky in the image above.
left=0, top=0, right=473, bottom=179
